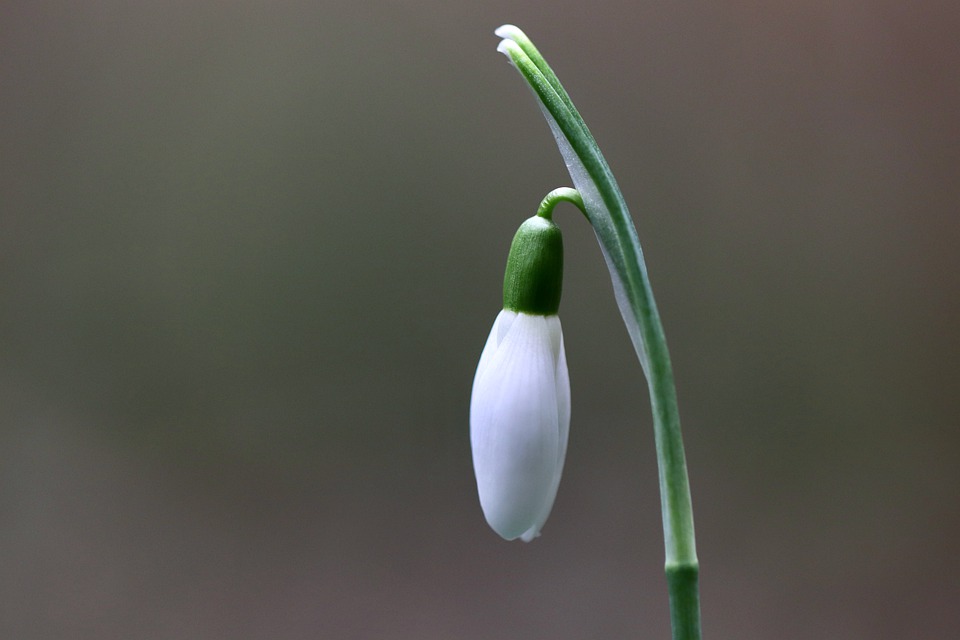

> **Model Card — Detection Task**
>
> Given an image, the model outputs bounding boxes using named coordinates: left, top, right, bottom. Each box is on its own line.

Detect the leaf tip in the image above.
left=494, top=24, right=523, bottom=40
left=496, top=38, right=522, bottom=63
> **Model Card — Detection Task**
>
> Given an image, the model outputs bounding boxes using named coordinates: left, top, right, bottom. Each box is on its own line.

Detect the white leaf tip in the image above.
left=496, top=38, right=520, bottom=61
left=494, top=24, right=522, bottom=39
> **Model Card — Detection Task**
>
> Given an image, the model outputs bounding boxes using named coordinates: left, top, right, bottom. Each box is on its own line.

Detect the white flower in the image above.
left=470, top=309, right=571, bottom=541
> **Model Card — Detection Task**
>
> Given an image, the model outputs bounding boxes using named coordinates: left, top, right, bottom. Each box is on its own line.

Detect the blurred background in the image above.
left=2, top=1, right=958, bottom=638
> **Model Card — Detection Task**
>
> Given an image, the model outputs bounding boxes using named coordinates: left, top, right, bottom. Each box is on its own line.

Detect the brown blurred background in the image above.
left=2, top=1, right=958, bottom=638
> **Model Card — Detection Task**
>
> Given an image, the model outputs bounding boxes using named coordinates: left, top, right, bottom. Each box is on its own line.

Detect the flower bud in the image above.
left=470, top=215, right=569, bottom=542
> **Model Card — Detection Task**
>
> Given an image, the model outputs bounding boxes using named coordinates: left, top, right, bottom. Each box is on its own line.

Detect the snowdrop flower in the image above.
left=470, top=214, right=570, bottom=541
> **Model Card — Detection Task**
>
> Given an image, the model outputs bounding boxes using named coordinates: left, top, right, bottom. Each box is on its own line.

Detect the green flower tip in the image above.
left=502, top=216, right=563, bottom=316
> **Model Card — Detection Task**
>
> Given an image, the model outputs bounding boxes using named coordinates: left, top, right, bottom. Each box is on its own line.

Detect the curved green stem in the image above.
left=495, top=26, right=701, bottom=640
left=537, top=187, right=586, bottom=220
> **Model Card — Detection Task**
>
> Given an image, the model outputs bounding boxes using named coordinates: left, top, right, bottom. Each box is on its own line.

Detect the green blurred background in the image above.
left=2, top=1, right=958, bottom=638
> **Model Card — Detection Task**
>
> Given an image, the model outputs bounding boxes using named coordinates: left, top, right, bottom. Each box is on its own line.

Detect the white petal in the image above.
left=520, top=317, right=570, bottom=541
left=473, top=310, right=517, bottom=385
left=470, top=312, right=569, bottom=541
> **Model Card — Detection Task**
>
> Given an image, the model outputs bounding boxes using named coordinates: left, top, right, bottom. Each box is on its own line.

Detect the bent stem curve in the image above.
left=537, top=187, right=586, bottom=221
left=495, top=25, right=701, bottom=640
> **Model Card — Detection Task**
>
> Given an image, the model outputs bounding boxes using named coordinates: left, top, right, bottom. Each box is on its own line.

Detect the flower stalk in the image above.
left=495, top=25, right=702, bottom=640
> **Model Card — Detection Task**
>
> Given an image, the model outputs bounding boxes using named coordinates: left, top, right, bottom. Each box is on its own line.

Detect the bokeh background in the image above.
left=2, top=1, right=958, bottom=638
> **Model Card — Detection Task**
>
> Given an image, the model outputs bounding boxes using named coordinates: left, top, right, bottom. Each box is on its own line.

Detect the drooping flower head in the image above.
left=470, top=215, right=570, bottom=541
